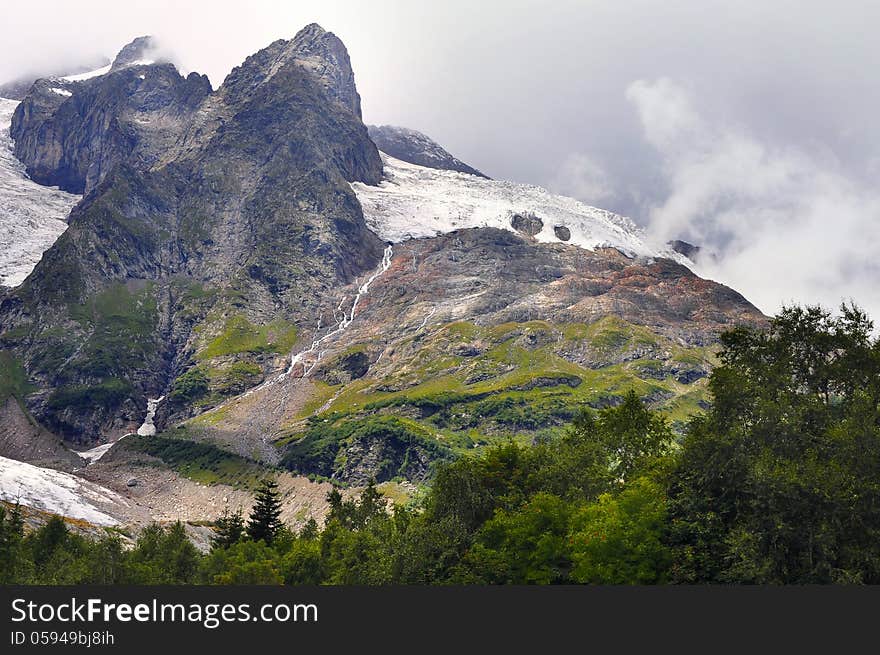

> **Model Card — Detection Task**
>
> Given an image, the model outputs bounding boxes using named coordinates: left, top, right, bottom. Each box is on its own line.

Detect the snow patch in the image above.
left=136, top=397, right=164, bottom=437
left=77, top=442, right=117, bottom=464
left=50, top=87, right=72, bottom=97
left=353, top=154, right=687, bottom=263
left=0, top=455, right=124, bottom=525
left=60, top=64, right=112, bottom=82
left=0, top=99, right=81, bottom=287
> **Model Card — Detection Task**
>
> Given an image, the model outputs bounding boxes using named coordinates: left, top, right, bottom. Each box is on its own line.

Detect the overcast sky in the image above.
left=2, top=0, right=879, bottom=321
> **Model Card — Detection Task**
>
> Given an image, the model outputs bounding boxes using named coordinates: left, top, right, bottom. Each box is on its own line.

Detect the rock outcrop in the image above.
left=511, top=212, right=544, bottom=236
left=110, top=35, right=159, bottom=70
left=11, top=66, right=211, bottom=194
left=368, top=124, right=488, bottom=177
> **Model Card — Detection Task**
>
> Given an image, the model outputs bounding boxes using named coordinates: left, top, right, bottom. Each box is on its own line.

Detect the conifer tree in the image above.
left=247, top=479, right=283, bottom=544
left=0, top=503, right=26, bottom=584
left=212, top=508, right=245, bottom=549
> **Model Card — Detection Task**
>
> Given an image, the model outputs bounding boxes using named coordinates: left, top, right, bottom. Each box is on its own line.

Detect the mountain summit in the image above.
left=222, top=23, right=363, bottom=118
left=110, top=35, right=160, bottom=70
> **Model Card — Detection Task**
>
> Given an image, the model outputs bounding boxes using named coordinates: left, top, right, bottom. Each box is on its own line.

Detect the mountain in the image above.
left=189, top=156, right=760, bottom=484
left=368, top=124, right=488, bottom=177
left=1, top=26, right=383, bottom=445
left=0, top=25, right=763, bottom=526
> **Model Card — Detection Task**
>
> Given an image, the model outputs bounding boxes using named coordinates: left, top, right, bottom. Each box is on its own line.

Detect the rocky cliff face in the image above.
left=368, top=124, right=487, bottom=177
left=11, top=65, right=211, bottom=194
left=110, top=35, right=159, bottom=70
left=221, top=23, right=364, bottom=119
left=0, top=99, right=80, bottom=288
left=0, top=25, right=384, bottom=444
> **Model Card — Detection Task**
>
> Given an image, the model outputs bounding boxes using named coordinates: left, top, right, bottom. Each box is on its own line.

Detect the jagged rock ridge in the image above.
left=368, top=124, right=487, bottom=177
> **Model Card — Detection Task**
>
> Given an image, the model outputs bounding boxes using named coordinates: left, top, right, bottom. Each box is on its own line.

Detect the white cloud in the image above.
left=548, top=153, right=613, bottom=205
left=627, top=77, right=880, bottom=324
left=625, top=78, right=703, bottom=152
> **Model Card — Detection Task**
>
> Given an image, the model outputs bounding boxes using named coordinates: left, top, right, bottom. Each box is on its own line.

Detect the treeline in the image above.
left=3, top=304, right=880, bottom=584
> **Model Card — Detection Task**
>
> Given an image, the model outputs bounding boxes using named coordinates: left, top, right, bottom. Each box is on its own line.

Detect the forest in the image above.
left=2, top=304, right=879, bottom=585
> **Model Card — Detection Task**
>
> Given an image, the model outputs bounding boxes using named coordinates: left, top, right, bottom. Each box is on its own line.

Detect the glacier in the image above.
left=353, top=153, right=687, bottom=263
left=0, top=455, right=126, bottom=526
left=0, top=98, right=80, bottom=287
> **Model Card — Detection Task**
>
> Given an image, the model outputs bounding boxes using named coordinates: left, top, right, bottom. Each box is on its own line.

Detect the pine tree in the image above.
left=299, top=517, right=319, bottom=540
left=247, top=479, right=283, bottom=544
left=0, top=503, right=27, bottom=584
left=212, top=508, right=245, bottom=549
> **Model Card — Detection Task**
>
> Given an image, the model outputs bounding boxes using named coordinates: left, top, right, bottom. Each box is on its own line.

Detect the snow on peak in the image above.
left=353, top=153, right=685, bottom=262
left=60, top=63, right=112, bottom=82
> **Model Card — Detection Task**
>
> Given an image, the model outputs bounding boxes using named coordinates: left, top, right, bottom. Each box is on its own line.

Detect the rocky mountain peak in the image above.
left=111, top=35, right=160, bottom=70
left=368, top=124, right=488, bottom=177
left=0, top=22, right=766, bottom=503
left=222, top=23, right=362, bottom=118
left=288, top=23, right=362, bottom=117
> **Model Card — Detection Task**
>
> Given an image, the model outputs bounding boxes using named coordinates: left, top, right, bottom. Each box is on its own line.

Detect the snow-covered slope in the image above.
left=0, top=98, right=80, bottom=287
left=353, top=153, right=685, bottom=262
left=59, top=58, right=153, bottom=83
left=60, top=64, right=112, bottom=82
left=0, top=455, right=129, bottom=525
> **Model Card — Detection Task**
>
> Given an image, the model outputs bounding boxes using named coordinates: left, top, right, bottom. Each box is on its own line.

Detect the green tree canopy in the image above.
left=667, top=304, right=880, bottom=583
left=247, top=479, right=283, bottom=545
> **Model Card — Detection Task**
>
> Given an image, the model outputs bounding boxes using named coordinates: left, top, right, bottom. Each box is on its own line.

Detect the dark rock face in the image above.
left=111, top=36, right=158, bottom=70
left=668, top=239, right=701, bottom=259
left=288, top=23, right=363, bottom=118
left=11, top=67, right=211, bottom=194
left=222, top=23, right=364, bottom=119
left=510, top=213, right=543, bottom=236
left=0, top=397, right=84, bottom=470
left=554, top=225, right=571, bottom=241
left=337, top=429, right=445, bottom=484
left=1, top=24, right=385, bottom=443
left=368, top=124, right=488, bottom=177
left=315, top=350, right=372, bottom=385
